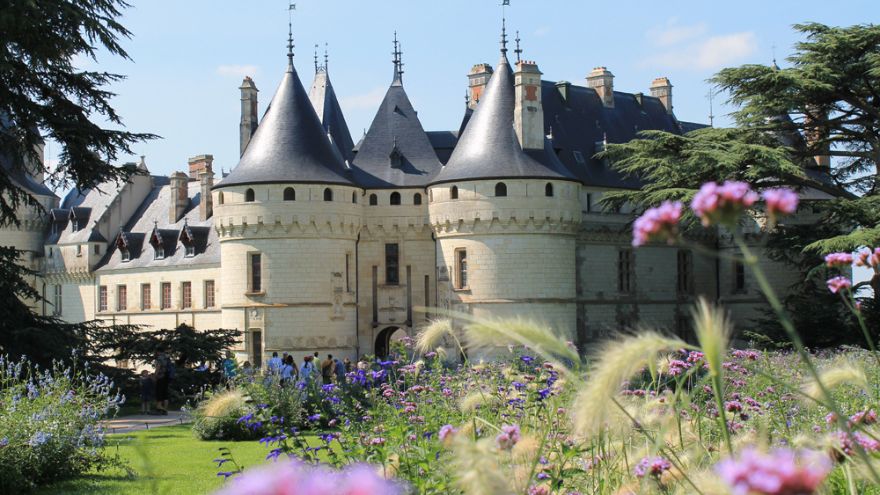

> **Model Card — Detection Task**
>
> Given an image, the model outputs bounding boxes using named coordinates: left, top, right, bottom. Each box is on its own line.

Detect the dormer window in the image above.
left=154, top=247, right=165, bottom=260
left=116, top=231, right=132, bottom=262
left=185, top=245, right=195, bottom=257
left=149, top=226, right=167, bottom=260
left=121, top=249, right=131, bottom=262
left=390, top=146, right=403, bottom=169
left=71, top=219, right=79, bottom=231
left=179, top=223, right=197, bottom=258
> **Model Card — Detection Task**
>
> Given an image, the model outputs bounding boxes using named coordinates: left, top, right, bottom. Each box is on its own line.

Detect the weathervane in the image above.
left=514, top=30, right=522, bottom=62
left=287, top=2, right=296, bottom=65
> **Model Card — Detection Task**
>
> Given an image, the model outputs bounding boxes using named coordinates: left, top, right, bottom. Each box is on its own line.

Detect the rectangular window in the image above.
left=456, top=249, right=468, bottom=289
left=385, top=243, right=399, bottom=285
left=161, top=282, right=171, bottom=310
left=141, top=284, right=151, bottom=310
left=249, top=253, right=262, bottom=292
left=116, top=285, right=127, bottom=311
left=185, top=244, right=195, bottom=257
left=181, top=281, right=192, bottom=309
left=204, top=280, right=215, bottom=308
left=53, top=284, right=62, bottom=316
left=93, top=244, right=100, bottom=255
left=677, top=250, right=693, bottom=295
left=98, top=285, right=108, bottom=312
left=586, top=193, right=593, bottom=213
left=154, top=247, right=165, bottom=260
left=76, top=245, right=82, bottom=257
left=734, top=261, right=746, bottom=294
left=345, top=253, right=351, bottom=292
left=618, top=249, right=634, bottom=294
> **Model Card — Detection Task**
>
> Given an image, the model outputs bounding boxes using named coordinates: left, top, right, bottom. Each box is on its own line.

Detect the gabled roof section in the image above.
left=431, top=52, right=575, bottom=185
left=309, top=68, right=355, bottom=162
left=217, top=60, right=353, bottom=189
left=350, top=55, right=442, bottom=188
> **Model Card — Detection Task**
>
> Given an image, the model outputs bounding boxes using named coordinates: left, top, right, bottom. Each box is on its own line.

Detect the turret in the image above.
left=240, top=76, right=259, bottom=157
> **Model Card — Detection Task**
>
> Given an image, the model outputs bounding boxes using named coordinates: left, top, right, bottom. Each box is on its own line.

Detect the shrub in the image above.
left=192, top=389, right=255, bottom=441
left=0, top=355, right=125, bottom=492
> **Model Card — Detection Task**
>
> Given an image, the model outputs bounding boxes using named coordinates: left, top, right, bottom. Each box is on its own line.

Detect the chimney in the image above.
left=239, top=76, right=259, bottom=157
left=650, top=77, right=673, bottom=115
left=188, top=154, right=214, bottom=180
left=804, top=106, right=831, bottom=169
left=467, top=63, right=494, bottom=110
left=169, top=172, right=189, bottom=224
left=514, top=60, right=545, bottom=151
left=586, top=67, right=614, bottom=108
left=199, top=169, right=214, bottom=221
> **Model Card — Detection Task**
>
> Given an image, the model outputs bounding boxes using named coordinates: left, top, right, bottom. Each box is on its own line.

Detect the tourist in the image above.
left=280, top=355, right=295, bottom=384
left=153, top=346, right=173, bottom=415
left=321, top=354, right=334, bottom=384
left=222, top=351, right=237, bottom=383
left=343, top=356, right=353, bottom=373
left=334, top=356, right=346, bottom=384
left=301, top=355, right=314, bottom=382
left=267, top=352, right=282, bottom=374
left=241, top=361, right=255, bottom=381
left=139, top=370, right=154, bottom=414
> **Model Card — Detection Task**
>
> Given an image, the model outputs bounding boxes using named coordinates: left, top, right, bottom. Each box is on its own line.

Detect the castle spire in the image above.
left=286, top=3, right=296, bottom=69
left=314, top=44, right=319, bottom=73
left=324, top=43, right=329, bottom=73
left=392, top=31, right=404, bottom=86
left=500, top=16, right=508, bottom=58
left=514, top=30, right=522, bottom=63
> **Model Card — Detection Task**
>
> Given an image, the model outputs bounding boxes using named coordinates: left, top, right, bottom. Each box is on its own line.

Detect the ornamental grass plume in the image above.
left=201, top=389, right=247, bottom=419
left=572, top=331, right=685, bottom=437
left=691, top=298, right=731, bottom=382
left=463, top=317, right=579, bottom=370
left=416, top=319, right=454, bottom=354
left=451, top=437, right=512, bottom=495
left=801, top=363, right=868, bottom=403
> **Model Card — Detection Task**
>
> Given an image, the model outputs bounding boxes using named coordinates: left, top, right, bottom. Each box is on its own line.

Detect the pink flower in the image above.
left=826, top=276, right=852, bottom=294
left=495, top=424, right=521, bottom=450
left=369, top=437, right=386, bottom=446
left=762, top=188, right=799, bottom=218
left=528, top=485, right=550, bottom=495
left=213, top=461, right=403, bottom=495
left=691, top=181, right=759, bottom=227
left=634, top=456, right=672, bottom=478
left=715, top=448, right=831, bottom=495
left=438, top=424, right=457, bottom=442
left=824, top=252, right=854, bottom=268
left=632, top=201, right=683, bottom=247
left=854, top=247, right=880, bottom=268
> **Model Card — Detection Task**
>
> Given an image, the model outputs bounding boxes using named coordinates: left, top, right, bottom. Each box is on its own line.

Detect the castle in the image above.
left=1, top=23, right=833, bottom=366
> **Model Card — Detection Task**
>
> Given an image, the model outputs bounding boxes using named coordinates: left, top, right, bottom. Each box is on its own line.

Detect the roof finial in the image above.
left=514, top=30, right=522, bottom=63
left=314, top=44, right=319, bottom=73
left=499, top=0, right=510, bottom=57
left=287, top=3, right=296, bottom=68
left=324, top=42, right=329, bottom=73
left=464, top=89, right=470, bottom=107
left=392, top=31, right=404, bottom=85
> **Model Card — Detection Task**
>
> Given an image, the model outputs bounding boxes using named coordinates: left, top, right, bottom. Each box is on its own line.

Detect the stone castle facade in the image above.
left=1, top=28, right=833, bottom=366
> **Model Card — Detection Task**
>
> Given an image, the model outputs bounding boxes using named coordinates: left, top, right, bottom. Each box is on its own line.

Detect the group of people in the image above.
left=139, top=346, right=175, bottom=415
left=265, top=351, right=352, bottom=385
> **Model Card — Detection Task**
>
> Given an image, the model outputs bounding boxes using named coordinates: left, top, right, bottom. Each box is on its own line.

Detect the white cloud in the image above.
left=641, top=19, right=758, bottom=71
left=339, top=86, right=386, bottom=112
left=216, top=64, right=259, bottom=78
left=647, top=19, right=708, bottom=47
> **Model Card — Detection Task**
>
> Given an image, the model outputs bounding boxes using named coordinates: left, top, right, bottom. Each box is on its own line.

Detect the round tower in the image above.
left=214, top=48, right=362, bottom=367
left=428, top=38, right=581, bottom=339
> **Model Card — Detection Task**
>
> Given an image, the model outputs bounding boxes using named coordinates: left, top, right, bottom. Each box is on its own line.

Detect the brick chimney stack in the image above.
left=514, top=60, right=545, bottom=150
left=650, top=77, right=673, bottom=115
left=586, top=67, right=614, bottom=108
left=199, top=168, right=214, bottom=221
left=467, top=63, right=494, bottom=110
left=188, top=154, right=214, bottom=180
left=169, top=172, right=188, bottom=224
left=240, top=76, right=259, bottom=157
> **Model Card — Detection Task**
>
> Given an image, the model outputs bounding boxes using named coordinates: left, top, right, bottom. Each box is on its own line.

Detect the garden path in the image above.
left=101, top=410, right=190, bottom=433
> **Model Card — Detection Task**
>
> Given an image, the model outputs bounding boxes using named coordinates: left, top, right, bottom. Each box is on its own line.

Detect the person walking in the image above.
left=222, top=351, right=238, bottom=384
left=267, top=352, right=282, bottom=375
left=280, top=355, right=294, bottom=384
left=301, top=355, right=314, bottom=382
left=334, top=357, right=346, bottom=384
left=153, top=346, right=173, bottom=415
left=343, top=357, right=353, bottom=373
left=139, top=370, right=154, bottom=414
left=321, top=354, right=334, bottom=384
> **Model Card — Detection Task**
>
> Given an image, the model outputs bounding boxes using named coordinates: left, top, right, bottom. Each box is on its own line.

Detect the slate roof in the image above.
left=217, top=60, right=354, bottom=189
left=349, top=72, right=443, bottom=188
left=309, top=68, right=356, bottom=162
left=431, top=53, right=576, bottom=185
left=99, top=180, right=219, bottom=271
left=49, top=179, right=127, bottom=244
left=426, top=131, right=459, bottom=165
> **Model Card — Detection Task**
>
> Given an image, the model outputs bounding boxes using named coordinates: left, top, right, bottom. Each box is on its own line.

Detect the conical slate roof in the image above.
left=217, top=62, right=353, bottom=189
left=309, top=68, right=355, bottom=162
left=430, top=52, right=575, bottom=185
left=350, top=69, right=442, bottom=188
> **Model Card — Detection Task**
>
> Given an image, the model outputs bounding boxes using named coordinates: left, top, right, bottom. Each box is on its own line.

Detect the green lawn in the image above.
left=35, top=425, right=304, bottom=495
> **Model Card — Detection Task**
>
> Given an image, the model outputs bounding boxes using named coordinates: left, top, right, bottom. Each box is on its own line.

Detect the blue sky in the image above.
left=55, top=0, right=875, bottom=177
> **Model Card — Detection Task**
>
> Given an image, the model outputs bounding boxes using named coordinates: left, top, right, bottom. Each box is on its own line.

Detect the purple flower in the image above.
left=212, top=461, right=402, bottom=495
left=438, top=424, right=458, bottom=443
left=825, top=252, right=854, bottom=268
left=691, top=181, right=759, bottom=227
left=634, top=456, right=671, bottom=478
left=827, top=276, right=852, bottom=294
left=762, top=188, right=799, bottom=219
left=495, top=424, right=521, bottom=450
left=632, top=201, right=682, bottom=247
left=715, top=448, right=830, bottom=495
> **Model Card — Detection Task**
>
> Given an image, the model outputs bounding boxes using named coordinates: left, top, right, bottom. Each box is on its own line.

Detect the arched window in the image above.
left=352, top=191, right=358, bottom=204
left=283, top=187, right=295, bottom=201
left=217, top=192, right=224, bottom=205
left=245, top=188, right=255, bottom=202
left=369, top=194, right=378, bottom=206
left=545, top=182, right=554, bottom=197
left=495, top=182, right=507, bottom=197
left=390, top=192, right=401, bottom=205
left=323, top=188, right=333, bottom=202
left=450, top=186, right=459, bottom=200
left=413, top=193, right=422, bottom=205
